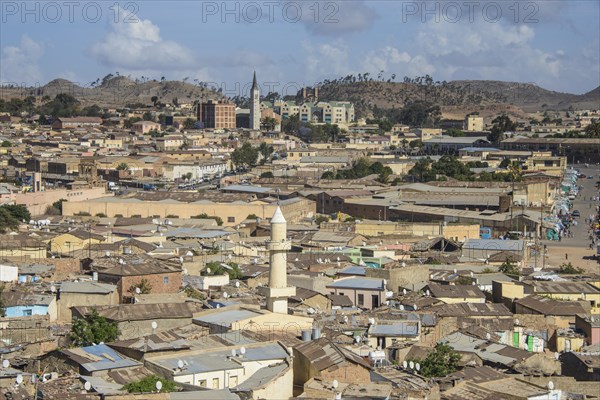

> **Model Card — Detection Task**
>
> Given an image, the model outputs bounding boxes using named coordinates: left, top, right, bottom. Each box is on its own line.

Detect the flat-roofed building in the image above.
left=197, top=100, right=236, bottom=129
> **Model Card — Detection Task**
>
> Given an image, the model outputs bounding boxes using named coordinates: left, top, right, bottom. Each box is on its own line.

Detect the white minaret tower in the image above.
left=250, top=71, right=261, bottom=130
left=259, top=206, right=295, bottom=313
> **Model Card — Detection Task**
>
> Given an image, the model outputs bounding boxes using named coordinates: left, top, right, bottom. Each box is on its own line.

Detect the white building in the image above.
left=250, top=72, right=261, bottom=130
left=146, top=342, right=292, bottom=395
left=0, top=264, right=18, bottom=282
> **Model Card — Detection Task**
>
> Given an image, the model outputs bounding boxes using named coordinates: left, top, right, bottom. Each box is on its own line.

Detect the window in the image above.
left=228, top=217, right=235, bottom=223
left=212, top=378, right=219, bottom=389
left=23, top=309, right=33, bottom=316
left=357, top=294, right=364, bottom=306
left=229, top=375, right=238, bottom=386
left=163, top=276, right=169, bottom=284
left=197, top=380, right=206, bottom=387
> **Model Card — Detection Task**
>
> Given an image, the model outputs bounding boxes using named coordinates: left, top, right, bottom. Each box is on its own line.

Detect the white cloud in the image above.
left=410, top=19, right=565, bottom=88
left=361, top=46, right=435, bottom=78
left=0, top=35, right=44, bottom=85
left=89, top=7, right=196, bottom=71
left=302, top=40, right=352, bottom=82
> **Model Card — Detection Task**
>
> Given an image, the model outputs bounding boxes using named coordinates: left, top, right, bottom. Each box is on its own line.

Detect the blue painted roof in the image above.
left=62, top=344, right=141, bottom=372
left=338, top=265, right=366, bottom=276
left=193, top=309, right=262, bottom=327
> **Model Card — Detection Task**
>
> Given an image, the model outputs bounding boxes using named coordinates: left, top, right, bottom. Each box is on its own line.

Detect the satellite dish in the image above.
left=155, top=381, right=163, bottom=391
left=135, top=287, right=141, bottom=294
left=399, top=305, right=405, bottom=311
left=2, top=360, right=9, bottom=368
left=151, top=321, right=158, bottom=330
left=402, top=360, right=408, bottom=369
left=235, top=281, right=240, bottom=288
left=409, top=361, right=415, bottom=369
left=402, top=289, right=407, bottom=295
left=426, top=289, right=430, bottom=296
left=332, top=380, right=339, bottom=389
left=177, top=360, right=184, bottom=369
left=354, top=336, right=361, bottom=344
left=50, top=285, right=56, bottom=293
left=240, top=346, right=246, bottom=355
left=486, top=333, right=491, bottom=340
left=152, top=219, right=159, bottom=225
left=554, top=352, right=559, bottom=360
left=515, top=319, right=520, bottom=326
left=16, top=374, right=23, bottom=384
left=416, top=363, right=421, bottom=371
left=231, top=349, right=237, bottom=357
left=84, top=381, right=91, bottom=391
left=453, top=269, right=457, bottom=274
left=547, top=381, right=554, bottom=390
left=179, top=256, right=184, bottom=263
left=470, top=271, right=474, bottom=277
left=223, top=291, right=229, bottom=299
left=413, top=304, right=418, bottom=311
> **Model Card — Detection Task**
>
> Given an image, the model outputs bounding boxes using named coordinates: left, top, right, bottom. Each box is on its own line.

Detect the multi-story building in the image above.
left=464, top=115, right=484, bottom=131
left=197, top=100, right=236, bottom=130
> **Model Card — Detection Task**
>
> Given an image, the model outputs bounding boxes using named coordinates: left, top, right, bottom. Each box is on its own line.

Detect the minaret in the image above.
left=259, top=207, right=295, bottom=313
left=250, top=71, right=261, bottom=130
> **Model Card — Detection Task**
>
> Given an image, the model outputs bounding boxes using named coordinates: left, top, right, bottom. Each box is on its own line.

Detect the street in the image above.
left=540, top=164, right=600, bottom=273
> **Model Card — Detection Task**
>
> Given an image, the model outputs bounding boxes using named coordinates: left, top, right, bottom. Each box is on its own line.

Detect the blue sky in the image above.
left=1, top=1, right=599, bottom=95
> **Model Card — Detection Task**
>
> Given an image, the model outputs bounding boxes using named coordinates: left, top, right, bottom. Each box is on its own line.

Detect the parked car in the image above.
left=572, top=210, right=581, bottom=217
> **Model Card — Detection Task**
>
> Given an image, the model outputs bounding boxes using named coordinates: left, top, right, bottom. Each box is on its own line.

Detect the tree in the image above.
left=1, top=204, right=31, bottom=222
left=377, top=166, right=393, bottom=184
left=315, top=215, right=330, bottom=225
left=499, top=257, right=519, bottom=277
left=151, top=96, right=159, bottom=106
left=258, top=142, right=274, bottom=163
left=183, top=118, right=196, bottom=129
left=205, top=261, right=242, bottom=279
left=488, top=114, right=517, bottom=144
left=446, top=128, right=465, bottom=137
left=124, top=117, right=142, bottom=129
left=498, top=158, right=511, bottom=168
left=123, top=375, right=176, bottom=393
left=129, top=278, right=153, bottom=294
left=69, top=308, right=120, bottom=346
left=1, top=140, right=12, bottom=147
left=321, top=171, right=335, bottom=179
left=191, top=213, right=223, bottom=226
left=231, top=142, right=259, bottom=168
left=416, top=343, right=461, bottom=378
left=116, top=163, right=129, bottom=171
left=558, top=262, right=584, bottom=274
left=282, top=114, right=301, bottom=134
left=260, top=171, right=274, bottom=179
left=262, top=116, right=277, bottom=131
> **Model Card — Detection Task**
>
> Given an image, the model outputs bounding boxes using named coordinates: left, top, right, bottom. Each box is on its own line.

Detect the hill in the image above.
left=1, top=76, right=222, bottom=108
left=316, top=78, right=600, bottom=118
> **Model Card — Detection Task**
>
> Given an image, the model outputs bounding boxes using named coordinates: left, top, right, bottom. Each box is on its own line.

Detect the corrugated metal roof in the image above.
left=61, top=344, right=141, bottom=372
left=193, top=309, right=262, bottom=327
left=327, top=277, right=384, bottom=291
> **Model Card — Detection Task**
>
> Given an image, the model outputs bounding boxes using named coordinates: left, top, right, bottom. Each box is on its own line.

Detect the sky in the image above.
left=1, top=0, right=599, bottom=96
